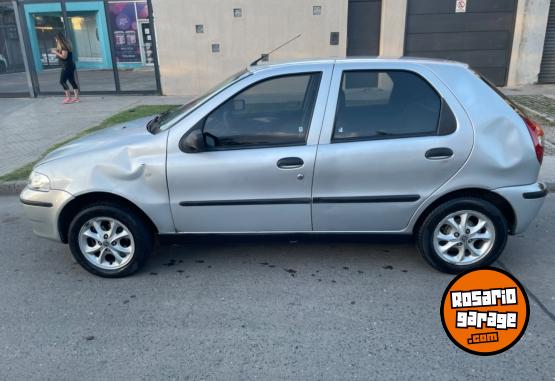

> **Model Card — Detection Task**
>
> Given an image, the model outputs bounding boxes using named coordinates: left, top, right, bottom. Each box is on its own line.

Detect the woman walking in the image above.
left=52, top=33, right=79, bottom=104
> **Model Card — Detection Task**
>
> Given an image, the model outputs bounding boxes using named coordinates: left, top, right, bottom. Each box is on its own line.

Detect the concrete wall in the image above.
left=152, top=0, right=553, bottom=94
left=152, top=0, right=348, bottom=95
left=379, top=0, right=406, bottom=58
left=507, top=0, right=551, bottom=86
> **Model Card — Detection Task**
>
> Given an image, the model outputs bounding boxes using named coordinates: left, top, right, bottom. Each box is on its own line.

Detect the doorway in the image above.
left=347, top=0, right=382, bottom=56
left=539, top=0, right=555, bottom=83
left=404, top=0, right=517, bottom=86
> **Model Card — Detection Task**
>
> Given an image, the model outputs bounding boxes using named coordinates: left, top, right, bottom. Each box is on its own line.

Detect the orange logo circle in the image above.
left=441, top=267, right=529, bottom=355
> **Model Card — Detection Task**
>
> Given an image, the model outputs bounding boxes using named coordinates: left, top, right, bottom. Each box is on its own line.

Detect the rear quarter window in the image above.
left=333, top=70, right=446, bottom=142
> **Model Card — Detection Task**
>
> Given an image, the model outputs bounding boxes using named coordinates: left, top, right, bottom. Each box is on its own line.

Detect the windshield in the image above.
left=147, top=69, right=251, bottom=133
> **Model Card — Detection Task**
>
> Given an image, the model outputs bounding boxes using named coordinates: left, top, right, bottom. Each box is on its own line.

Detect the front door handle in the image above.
left=425, top=147, right=453, bottom=160
left=277, top=157, right=304, bottom=169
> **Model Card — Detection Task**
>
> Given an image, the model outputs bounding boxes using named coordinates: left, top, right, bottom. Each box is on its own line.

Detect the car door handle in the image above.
left=277, top=157, right=304, bottom=169
left=425, top=147, right=453, bottom=160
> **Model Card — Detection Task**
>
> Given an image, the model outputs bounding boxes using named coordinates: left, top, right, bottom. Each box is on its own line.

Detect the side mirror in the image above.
left=180, top=128, right=206, bottom=153
left=232, top=98, right=246, bottom=112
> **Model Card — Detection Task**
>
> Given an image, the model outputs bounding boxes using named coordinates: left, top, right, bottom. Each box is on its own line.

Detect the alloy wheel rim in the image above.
left=433, top=210, right=496, bottom=265
left=78, top=217, right=135, bottom=270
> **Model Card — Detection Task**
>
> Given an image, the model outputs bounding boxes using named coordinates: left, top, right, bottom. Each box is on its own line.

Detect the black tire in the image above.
left=0, top=61, right=6, bottom=73
left=68, top=202, right=153, bottom=277
left=416, top=197, right=508, bottom=274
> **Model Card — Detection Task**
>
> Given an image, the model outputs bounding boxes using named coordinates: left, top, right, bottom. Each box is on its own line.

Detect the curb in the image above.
left=0, top=181, right=26, bottom=196
left=1, top=180, right=554, bottom=196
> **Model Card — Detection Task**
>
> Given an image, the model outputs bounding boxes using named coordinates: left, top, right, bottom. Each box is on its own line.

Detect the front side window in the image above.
left=333, top=70, right=442, bottom=141
left=202, top=73, right=322, bottom=149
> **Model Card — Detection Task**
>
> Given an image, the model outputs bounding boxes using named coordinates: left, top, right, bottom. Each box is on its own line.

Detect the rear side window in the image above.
left=333, top=70, right=443, bottom=141
left=203, top=73, right=322, bottom=149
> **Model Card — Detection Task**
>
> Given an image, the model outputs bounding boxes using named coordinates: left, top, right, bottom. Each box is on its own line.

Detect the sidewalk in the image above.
left=0, top=95, right=189, bottom=177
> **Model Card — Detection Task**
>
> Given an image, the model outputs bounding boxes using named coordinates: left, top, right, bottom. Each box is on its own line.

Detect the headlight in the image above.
left=28, top=171, right=50, bottom=192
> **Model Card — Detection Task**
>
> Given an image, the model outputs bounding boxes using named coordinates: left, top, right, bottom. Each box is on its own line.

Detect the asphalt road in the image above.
left=0, top=195, right=554, bottom=380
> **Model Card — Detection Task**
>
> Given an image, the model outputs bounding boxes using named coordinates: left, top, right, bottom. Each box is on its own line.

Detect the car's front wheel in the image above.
left=416, top=197, right=508, bottom=273
left=68, top=203, right=153, bottom=277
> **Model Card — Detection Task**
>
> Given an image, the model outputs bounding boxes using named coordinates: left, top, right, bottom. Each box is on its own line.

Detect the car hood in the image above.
left=38, top=116, right=155, bottom=166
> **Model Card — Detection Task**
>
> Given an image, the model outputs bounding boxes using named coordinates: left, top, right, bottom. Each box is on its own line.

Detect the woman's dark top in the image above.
left=60, top=50, right=75, bottom=69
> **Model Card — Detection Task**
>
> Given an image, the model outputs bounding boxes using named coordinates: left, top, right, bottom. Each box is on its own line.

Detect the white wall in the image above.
left=507, top=0, right=551, bottom=86
left=152, top=0, right=348, bottom=95
left=379, top=0, right=406, bottom=57
left=152, top=0, right=553, bottom=94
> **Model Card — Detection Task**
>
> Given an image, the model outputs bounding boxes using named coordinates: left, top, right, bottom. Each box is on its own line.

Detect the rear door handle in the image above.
left=277, top=157, right=304, bottom=169
left=425, top=147, right=453, bottom=160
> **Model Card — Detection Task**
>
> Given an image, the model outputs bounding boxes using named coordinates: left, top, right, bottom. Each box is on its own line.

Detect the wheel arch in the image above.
left=412, top=188, right=516, bottom=235
left=58, top=191, right=159, bottom=243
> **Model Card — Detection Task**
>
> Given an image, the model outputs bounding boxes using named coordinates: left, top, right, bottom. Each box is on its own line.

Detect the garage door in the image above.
left=347, top=0, right=381, bottom=56
left=404, top=0, right=517, bottom=86
left=539, top=0, right=555, bottom=83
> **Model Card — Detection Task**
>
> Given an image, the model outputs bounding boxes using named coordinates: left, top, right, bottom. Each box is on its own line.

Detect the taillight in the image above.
left=522, top=116, right=544, bottom=164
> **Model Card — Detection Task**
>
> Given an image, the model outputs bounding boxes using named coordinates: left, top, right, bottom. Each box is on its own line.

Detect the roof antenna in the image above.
left=250, top=34, right=302, bottom=66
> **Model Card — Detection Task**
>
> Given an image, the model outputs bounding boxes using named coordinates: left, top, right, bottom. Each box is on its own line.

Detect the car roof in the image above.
left=247, top=57, right=469, bottom=73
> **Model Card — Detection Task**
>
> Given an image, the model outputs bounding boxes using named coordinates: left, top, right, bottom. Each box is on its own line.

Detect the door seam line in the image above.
left=310, top=62, right=337, bottom=231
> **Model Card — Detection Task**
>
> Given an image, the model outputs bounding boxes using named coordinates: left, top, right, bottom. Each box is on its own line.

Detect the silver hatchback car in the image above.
left=20, top=58, right=547, bottom=277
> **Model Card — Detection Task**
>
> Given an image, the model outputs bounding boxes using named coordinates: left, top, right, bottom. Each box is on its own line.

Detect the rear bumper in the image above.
left=20, top=187, right=73, bottom=242
left=493, top=182, right=548, bottom=235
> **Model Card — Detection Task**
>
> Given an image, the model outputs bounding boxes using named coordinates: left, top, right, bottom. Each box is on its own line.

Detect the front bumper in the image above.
left=20, top=186, right=73, bottom=242
left=493, top=182, right=548, bottom=235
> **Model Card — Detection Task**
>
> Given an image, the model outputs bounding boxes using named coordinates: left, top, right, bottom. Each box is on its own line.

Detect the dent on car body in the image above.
left=90, top=147, right=146, bottom=181
left=34, top=120, right=176, bottom=234
left=422, top=63, right=540, bottom=188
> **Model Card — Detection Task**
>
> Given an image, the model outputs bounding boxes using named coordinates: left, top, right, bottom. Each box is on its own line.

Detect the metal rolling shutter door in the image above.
left=404, top=0, right=517, bottom=86
left=540, top=0, right=555, bottom=83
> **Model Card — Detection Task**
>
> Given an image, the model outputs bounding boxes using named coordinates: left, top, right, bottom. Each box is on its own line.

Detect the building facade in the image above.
left=1, top=0, right=161, bottom=96
left=1, top=0, right=555, bottom=97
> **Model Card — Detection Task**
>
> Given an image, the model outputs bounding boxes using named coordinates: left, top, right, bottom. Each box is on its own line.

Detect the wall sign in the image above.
left=455, top=0, right=467, bottom=13
left=108, top=1, right=141, bottom=63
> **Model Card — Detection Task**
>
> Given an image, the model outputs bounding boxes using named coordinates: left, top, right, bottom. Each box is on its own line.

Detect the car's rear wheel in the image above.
left=68, top=203, right=153, bottom=277
left=417, top=197, right=508, bottom=273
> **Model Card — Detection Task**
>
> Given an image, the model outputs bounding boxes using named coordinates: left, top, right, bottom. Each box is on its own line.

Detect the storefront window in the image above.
left=107, top=0, right=157, bottom=91
left=69, top=13, right=103, bottom=64
left=18, top=0, right=159, bottom=95
left=0, top=1, right=29, bottom=95
left=33, top=13, right=64, bottom=69
left=65, top=1, right=115, bottom=91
